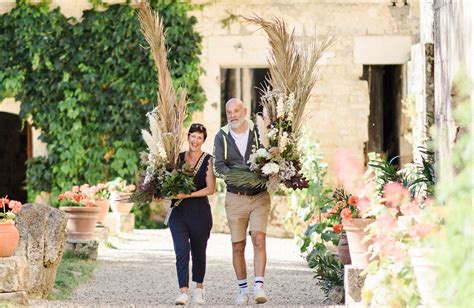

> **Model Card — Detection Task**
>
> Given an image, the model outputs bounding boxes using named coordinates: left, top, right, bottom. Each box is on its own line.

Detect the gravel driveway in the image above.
left=31, top=229, right=327, bottom=307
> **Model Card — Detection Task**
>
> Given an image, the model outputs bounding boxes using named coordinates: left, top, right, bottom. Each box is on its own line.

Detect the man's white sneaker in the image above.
left=175, top=292, right=189, bottom=305
left=254, top=285, right=268, bottom=304
left=234, top=292, right=250, bottom=305
left=191, top=288, right=205, bottom=305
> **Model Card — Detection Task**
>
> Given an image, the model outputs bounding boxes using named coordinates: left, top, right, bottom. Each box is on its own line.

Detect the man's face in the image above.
left=226, top=101, right=247, bottom=129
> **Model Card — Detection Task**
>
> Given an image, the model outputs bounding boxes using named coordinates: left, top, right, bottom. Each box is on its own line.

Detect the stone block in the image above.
left=0, top=291, right=28, bottom=306
left=94, top=225, right=110, bottom=250
left=0, top=256, right=28, bottom=292
left=103, top=213, right=135, bottom=235
left=65, top=240, right=99, bottom=260
left=14, top=203, right=68, bottom=299
left=344, top=265, right=366, bottom=306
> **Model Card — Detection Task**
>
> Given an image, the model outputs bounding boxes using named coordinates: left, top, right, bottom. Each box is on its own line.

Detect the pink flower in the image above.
left=340, top=208, right=353, bottom=221
left=333, top=224, right=343, bottom=233
left=72, top=186, right=80, bottom=193
left=356, top=196, right=371, bottom=216
left=334, top=149, right=364, bottom=193
left=348, top=196, right=359, bottom=206
left=409, top=223, right=435, bottom=239
left=375, top=215, right=397, bottom=233
left=8, top=200, right=22, bottom=214
left=85, top=200, right=96, bottom=208
left=400, top=201, right=420, bottom=216
left=1, top=197, right=10, bottom=206
left=383, top=182, right=410, bottom=207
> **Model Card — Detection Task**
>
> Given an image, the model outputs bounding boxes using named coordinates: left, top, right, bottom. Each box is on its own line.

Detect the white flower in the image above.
left=279, top=132, right=288, bottom=151
left=276, top=97, right=285, bottom=119
left=267, top=128, right=278, bottom=140
left=256, top=148, right=271, bottom=158
left=261, top=162, right=280, bottom=175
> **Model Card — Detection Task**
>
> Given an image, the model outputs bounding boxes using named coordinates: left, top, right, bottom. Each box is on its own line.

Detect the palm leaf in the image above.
left=225, top=166, right=267, bottom=190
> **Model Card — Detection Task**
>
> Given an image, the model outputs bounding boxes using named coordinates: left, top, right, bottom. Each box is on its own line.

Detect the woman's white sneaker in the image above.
left=254, top=285, right=268, bottom=304
left=191, top=288, right=205, bottom=305
left=175, top=292, right=189, bottom=305
left=234, top=292, right=250, bottom=305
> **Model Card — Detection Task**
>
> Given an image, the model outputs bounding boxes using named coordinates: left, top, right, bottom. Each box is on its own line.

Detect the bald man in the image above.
left=213, top=98, right=271, bottom=305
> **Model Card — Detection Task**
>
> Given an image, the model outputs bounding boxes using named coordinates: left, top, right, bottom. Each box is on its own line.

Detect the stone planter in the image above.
left=95, top=199, right=110, bottom=224
left=60, top=206, right=100, bottom=241
left=342, top=218, right=375, bottom=268
left=109, top=192, right=134, bottom=214
left=409, top=247, right=438, bottom=307
left=0, top=222, right=20, bottom=257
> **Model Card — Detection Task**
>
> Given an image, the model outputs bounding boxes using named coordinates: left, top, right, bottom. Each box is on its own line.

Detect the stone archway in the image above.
left=0, top=112, right=31, bottom=202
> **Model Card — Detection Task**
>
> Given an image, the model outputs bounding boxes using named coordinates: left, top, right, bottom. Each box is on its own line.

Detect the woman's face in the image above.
left=188, top=132, right=205, bottom=152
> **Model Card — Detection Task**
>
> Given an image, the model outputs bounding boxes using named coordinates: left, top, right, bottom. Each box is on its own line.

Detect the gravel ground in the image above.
left=31, top=229, right=328, bottom=307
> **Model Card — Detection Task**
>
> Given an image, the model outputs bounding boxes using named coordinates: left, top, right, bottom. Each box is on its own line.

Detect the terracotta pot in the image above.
left=337, top=231, right=351, bottom=265
left=342, top=218, right=375, bottom=267
left=0, top=222, right=20, bottom=257
left=60, top=206, right=100, bottom=241
left=409, top=247, right=438, bottom=307
left=109, top=192, right=134, bottom=214
left=95, top=199, right=110, bottom=224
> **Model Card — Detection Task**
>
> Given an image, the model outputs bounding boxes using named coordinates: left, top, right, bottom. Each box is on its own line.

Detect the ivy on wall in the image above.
left=0, top=0, right=205, bottom=198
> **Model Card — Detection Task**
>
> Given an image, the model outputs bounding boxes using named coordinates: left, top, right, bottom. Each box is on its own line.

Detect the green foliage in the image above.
left=49, top=251, right=96, bottom=300
left=433, top=71, right=473, bottom=307
left=161, top=169, right=196, bottom=197
left=308, top=245, right=344, bottom=296
left=0, top=0, right=205, bottom=215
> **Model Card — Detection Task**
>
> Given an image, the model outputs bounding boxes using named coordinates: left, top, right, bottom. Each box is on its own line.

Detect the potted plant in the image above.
left=91, top=182, right=111, bottom=224
left=58, top=185, right=100, bottom=241
left=108, top=178, right=136, bottom=214
left=0, top=196, right=23, bottom=257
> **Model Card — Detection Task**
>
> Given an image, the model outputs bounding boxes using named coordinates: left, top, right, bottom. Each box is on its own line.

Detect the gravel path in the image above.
left=31, top=229, right=327, bottom=307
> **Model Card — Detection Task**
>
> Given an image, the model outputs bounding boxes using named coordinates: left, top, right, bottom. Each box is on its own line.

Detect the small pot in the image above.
left=0, top=222, right=20, bottom=257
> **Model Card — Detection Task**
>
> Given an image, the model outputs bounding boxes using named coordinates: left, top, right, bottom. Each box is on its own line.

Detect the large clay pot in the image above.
left=60, top=206, right=100, bottom=241
left=0, top=222, right=20, bottom=257
left=337, top=231, right=351, bottom=265
left=109, top=192, right=134, bottom=214
left=95, top=199, right=110, bottom=224
left=342, top=218, right=375, bottom=267
left=409, top=247, right=438, bottom=307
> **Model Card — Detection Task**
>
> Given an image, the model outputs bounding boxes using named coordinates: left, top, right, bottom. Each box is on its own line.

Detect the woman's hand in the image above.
left=175, top=193, right=190, bottom=199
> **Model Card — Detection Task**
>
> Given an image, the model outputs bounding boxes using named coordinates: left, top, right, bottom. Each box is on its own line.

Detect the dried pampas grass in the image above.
left=137, top=1, right=188, bottom=169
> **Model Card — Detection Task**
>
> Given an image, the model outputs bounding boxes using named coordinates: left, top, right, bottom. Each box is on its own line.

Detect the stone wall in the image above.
left=190, top=0, right=420, bottom=175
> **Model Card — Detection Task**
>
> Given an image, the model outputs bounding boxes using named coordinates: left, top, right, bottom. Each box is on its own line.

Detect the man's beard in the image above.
left=229, top=117, right=245, bottom=129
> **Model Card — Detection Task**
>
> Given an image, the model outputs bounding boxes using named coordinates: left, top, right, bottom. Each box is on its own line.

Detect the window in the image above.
left=220, top=67, right=271, bottom=126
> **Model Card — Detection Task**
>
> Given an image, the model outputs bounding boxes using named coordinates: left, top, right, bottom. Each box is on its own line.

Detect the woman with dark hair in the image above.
left=168, top=123, right=215, bottom=305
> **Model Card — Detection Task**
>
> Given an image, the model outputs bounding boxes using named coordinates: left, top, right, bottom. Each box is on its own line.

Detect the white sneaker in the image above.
left=191, top=288, right=205, bottom=305
left=175, top=292, right=189, bottom=305
left=254, top=284, right=268, bottom=304
left=234, top=292, right=250, bottom=305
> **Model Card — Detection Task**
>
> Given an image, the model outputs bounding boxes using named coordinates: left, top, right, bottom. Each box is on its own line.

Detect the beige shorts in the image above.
left=225, top=191, right=271, bottom=242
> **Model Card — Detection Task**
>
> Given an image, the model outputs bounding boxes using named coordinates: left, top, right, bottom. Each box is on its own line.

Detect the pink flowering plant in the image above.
left=57, top=184, right=98, bottom=207
left=0, top=196, right=23, bottom=223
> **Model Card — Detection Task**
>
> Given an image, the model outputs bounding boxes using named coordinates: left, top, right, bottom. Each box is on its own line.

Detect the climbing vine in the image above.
left=0, top=0, right=205, bottom=199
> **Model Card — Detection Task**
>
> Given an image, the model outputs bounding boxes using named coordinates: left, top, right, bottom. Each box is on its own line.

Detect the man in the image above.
left=213, top=98, right=271, bottom=305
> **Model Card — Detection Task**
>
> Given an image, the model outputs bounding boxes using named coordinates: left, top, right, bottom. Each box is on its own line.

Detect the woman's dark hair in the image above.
left=188, top=123, right=207, bottom=140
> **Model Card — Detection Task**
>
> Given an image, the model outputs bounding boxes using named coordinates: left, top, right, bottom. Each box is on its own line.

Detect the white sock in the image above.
left=238, top=279, right=249, bottom=294
left=255, top=276, right=264, bottom=288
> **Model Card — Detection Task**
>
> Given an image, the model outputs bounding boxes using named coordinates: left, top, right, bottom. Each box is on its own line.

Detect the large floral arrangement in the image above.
left=226, top=16, right=335, bottom=192
left=0, top=196, right=22, bottom=223
left=57, top=184, right=97, bottom=207
left=131, top=2, right=195, bottom=202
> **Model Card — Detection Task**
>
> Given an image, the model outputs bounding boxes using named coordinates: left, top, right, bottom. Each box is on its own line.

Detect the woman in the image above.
left=168, top=123, right=215, bottom=305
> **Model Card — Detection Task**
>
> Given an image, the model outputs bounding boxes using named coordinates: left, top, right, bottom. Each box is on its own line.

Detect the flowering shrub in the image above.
left=57, top=185, right=98, bottom=207
left=0, top=196, right=22, bottom=223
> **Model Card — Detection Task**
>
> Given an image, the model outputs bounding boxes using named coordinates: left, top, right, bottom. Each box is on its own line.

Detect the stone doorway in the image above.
left=0, top=112, right=31, bottom=203
left=363, top=65, right=403, bottom=166
left=220, top=67, right=270, bottom=126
